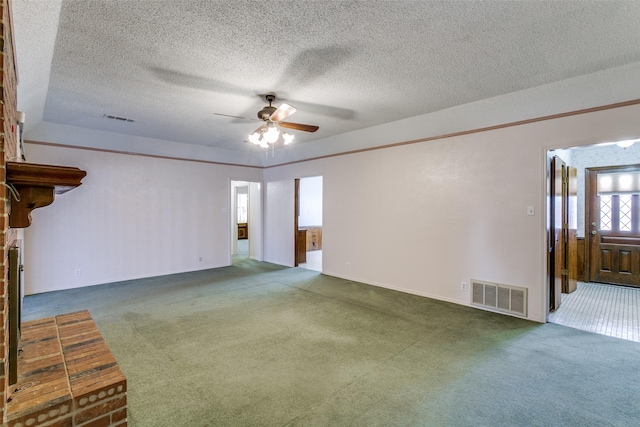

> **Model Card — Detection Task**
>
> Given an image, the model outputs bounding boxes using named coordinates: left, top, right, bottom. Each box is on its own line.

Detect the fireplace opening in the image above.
left=8, top=245, right=22, bottom=385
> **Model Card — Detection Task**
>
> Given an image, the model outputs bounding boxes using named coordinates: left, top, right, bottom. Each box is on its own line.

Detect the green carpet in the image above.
left=23, top=259, right=640, bottom=426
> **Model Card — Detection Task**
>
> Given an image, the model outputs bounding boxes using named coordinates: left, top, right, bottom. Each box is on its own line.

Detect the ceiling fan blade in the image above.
left=251, top=124, right=268, bottom=134
left=279, top=122, right=319, bottom=133
left=270, top=103, right=297, bottom=122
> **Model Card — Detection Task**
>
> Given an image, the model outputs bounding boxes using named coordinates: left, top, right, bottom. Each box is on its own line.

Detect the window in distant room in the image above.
left=237, top=193, right=248, bottom=223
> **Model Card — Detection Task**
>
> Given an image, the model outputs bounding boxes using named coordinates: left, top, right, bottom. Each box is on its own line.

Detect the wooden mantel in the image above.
left=6, top=161, right=87, bottom=228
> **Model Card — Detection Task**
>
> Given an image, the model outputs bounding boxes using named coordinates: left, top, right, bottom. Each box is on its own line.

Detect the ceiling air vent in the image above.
left=103, top=114, right=135, bottom=123
left=471, top=279, right=527, bottom=318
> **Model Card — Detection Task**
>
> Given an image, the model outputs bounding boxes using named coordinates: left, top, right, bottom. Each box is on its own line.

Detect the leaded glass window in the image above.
left=599, top=195, right=612, bottom=231
left=619, top=195, right=632, bottom=232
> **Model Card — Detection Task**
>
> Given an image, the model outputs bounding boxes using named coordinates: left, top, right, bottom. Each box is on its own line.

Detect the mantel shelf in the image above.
left=6, top=161, right=87, bottom=228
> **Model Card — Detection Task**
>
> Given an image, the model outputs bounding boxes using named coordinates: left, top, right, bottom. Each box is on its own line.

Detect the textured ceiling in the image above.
left=11, top=0, right=640, bottom=166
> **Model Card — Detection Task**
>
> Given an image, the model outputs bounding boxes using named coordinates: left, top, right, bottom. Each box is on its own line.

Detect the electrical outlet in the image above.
left=199, top=257, right=203, bottom=261
left=461, top=282, right=467, bottom=291
left=75, top=269, right=81, bottom=277
left=346, top=262, right=350, bottom=269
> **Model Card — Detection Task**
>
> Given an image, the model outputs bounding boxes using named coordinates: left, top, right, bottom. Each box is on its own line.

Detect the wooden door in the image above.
left=565, top=166, right=578, bottom=293
left=550, top=156, right=565, bottom=310
left=587, top=165, right=640, bottom=287
left=294, top=178, right=301, bottom=266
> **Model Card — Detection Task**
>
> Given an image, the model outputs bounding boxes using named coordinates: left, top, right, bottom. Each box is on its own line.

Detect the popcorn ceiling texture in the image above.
left=11, top=0, right=640, bottom=166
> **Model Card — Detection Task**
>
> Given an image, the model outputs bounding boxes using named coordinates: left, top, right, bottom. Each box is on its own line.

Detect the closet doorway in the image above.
left=295, top=176, right=323, bottom=272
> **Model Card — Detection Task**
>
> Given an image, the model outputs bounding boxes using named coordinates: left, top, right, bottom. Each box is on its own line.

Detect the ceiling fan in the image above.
left=216, top=94, right=319, bottom=148
left=249, top=94, right=319, bottom=148
left=255, top=94, right=319, bottom=131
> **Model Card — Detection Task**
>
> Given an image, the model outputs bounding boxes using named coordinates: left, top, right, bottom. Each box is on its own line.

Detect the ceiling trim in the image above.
left=23, top=140, right=263, bottom=169
left=25, top=97, right=640, bottom=170
left=263, top=98, right=640, bottom=168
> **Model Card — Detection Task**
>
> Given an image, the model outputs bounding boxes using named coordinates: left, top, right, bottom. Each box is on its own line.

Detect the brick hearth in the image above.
left=5, top=311, right=127, bottom=426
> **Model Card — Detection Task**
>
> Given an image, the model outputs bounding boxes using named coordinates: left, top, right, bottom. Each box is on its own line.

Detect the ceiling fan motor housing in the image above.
left=258, top=94, right=278, bottom=120
left=258, top=106, right=277, bottom=120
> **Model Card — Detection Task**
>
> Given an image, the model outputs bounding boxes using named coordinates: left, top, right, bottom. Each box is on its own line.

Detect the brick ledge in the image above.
left=5, top=311, right=127, bottom=427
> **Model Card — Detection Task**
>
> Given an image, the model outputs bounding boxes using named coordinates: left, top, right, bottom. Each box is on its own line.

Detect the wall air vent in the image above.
left=471, top=279, right=527, bottom=317
left=103, top=114, right=135, bottom=123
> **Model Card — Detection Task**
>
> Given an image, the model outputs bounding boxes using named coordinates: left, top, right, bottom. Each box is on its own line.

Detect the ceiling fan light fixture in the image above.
left=263, top=126, right=280, bottom=144
left=283, top=132, right=294, bottom=145
left=248, top=132, right=261, bottom=144
left=615, top=138, right=638, bottom=148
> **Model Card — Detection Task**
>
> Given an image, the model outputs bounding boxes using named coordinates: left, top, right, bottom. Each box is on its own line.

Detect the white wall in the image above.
left=22, top=103, right=640, bottom=322
left=23, top=143, right=261, bottom=294
left=263, top=103, right=640, bottom=323
left=248, top=181, right=262, bottom=260
left=299, top=176, right=323, bottom=227
left=263, top=180, right=295, bottom=266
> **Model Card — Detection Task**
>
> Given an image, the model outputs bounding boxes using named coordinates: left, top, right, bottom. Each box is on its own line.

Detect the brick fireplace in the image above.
left=1, top=1, right=127, bottom=425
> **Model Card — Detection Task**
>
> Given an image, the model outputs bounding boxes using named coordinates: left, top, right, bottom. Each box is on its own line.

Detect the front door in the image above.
left=587, top=165, right=640, bottom=287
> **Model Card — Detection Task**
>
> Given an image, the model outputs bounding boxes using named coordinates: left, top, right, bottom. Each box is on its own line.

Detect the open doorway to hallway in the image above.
left=547, top=140, right=640, bottom=342
left=297, top=176, right=322, bottom=272
left=231, top=180, right=262, bottom=264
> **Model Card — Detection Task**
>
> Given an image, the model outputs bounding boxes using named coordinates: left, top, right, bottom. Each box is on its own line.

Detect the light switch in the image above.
left=527, top=205, right=535, bottom=216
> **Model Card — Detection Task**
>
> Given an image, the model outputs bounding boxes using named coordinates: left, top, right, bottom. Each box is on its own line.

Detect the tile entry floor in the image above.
left=299, top=250, right=322, bottom=272
left=549, top=281, right=640, bottom=342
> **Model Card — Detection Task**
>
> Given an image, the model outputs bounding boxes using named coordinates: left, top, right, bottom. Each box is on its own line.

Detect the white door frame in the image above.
left=230, top=179, right=263, bottom=263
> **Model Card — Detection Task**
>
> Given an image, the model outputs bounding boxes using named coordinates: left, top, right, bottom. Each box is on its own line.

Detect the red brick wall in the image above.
left=1, top=0, right=19, bottom=422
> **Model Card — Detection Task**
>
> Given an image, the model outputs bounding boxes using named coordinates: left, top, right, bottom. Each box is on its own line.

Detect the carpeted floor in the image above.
left=23, top=259, right=640, bottom=426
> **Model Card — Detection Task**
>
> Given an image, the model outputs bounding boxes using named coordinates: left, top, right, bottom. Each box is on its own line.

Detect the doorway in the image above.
left=295, top=176, right=323, bottom=272
left=586, top=165, right=640, bottom=287
left=546, top=142, right=640, bottom=342
left=230, top=180, right=262, bottom=264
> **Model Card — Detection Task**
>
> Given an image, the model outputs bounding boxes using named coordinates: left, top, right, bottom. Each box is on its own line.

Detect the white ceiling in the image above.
left=11, top=0, right=640, bottom=167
